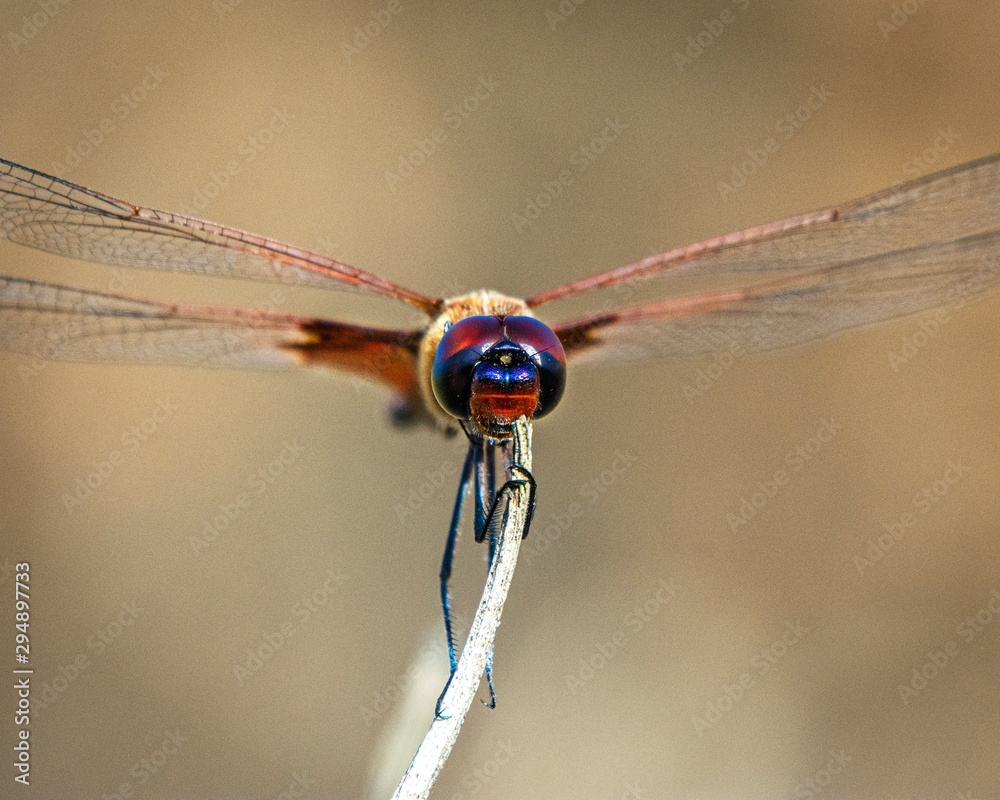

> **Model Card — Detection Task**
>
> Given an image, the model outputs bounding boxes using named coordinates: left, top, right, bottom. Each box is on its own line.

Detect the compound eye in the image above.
left=432, top=316, right=505, bottom=419
left=501, top=317, right=566, bottom=418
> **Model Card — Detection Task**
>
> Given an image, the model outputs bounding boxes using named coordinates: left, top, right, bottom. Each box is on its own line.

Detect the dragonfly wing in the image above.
left=554, top=228, right=1000, bottom=364
left=1, top=276, right=424, bottom=406
left=528, top=153, right=1000, bottom=309
left=0, top=158, right=442, bottom=315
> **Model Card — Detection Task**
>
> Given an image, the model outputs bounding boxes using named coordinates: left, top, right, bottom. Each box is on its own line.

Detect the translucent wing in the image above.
left=1, top=276, right=424, bottom=405
left=554, top=229, right=1000, bottom=363
left=529, top=153, right=1000, bottom=302
left=0, top=158, right=442, bottom=315
left=529, top=153, right=1000, bottom=363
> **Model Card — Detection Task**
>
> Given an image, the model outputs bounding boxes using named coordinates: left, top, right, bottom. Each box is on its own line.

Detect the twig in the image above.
left=392, top=417, right=533, bottom=799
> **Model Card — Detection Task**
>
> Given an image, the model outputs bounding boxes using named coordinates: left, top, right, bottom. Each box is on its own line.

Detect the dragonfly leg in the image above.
left=471, top=440, right=499, bottom=708
left=482, top=442, right=498, bottom=707
left=479, top=463, right=537, bottom=542
left=477, top=444, right=536, bottom=708
left=438, top=430, right=536, bottom=715
left=435, top=446, right=475, bottom=718
left=472, top=437, right=494, bottom=542
left=483, top=642, right=497, bottom=709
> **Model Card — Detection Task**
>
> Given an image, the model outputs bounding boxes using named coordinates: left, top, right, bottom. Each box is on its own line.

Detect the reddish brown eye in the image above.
left=499, top=316, right=565, bottom=418
left=432, top=317, right=505, bottom=420
left=434, top=317, right=505, bottom=365
left=431, top=315, right=566, bottom=435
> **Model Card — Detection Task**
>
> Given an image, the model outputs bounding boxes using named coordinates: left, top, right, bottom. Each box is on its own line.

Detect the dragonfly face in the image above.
left=430, top=313, right=566, bottom=439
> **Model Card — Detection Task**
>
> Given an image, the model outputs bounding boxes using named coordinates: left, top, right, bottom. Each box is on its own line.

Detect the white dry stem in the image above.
left=392, top=417, right=532, bottom=799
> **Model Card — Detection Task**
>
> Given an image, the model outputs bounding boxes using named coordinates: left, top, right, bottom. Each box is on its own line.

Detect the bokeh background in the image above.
left=2, top=2, right=1000, bottom=797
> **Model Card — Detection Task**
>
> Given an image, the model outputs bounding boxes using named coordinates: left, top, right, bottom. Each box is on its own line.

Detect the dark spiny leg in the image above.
left=482, top=442, right=498, bottom=707
left=484, top=442, right=497, bottom=558
left=482, top=640, right=497, bottom=709
left=473, top=437, right=489, bottom=542
left=477, top=443, right=539, bottom=708
left=441, top=427, right=536, bottom=712
left=503, top=431, right=537, bottom=536
left=480, top=464, right=537, bottom=542
left=435, top=446, right=475, bottom=718
left=519, top=464, right=537, bottom=537
left=468, top=440, right=500, bottom=707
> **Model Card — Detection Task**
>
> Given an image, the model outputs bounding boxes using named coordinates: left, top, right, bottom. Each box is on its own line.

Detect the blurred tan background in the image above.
left=2, top=1, right=1000, bottom=797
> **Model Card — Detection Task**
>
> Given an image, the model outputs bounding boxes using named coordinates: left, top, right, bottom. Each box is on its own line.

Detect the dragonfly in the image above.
left=2, top=153, right=999, bottom=705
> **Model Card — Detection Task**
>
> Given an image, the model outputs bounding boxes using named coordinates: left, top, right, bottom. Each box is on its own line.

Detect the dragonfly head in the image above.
left=431, top=314, right=566, bottom=439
